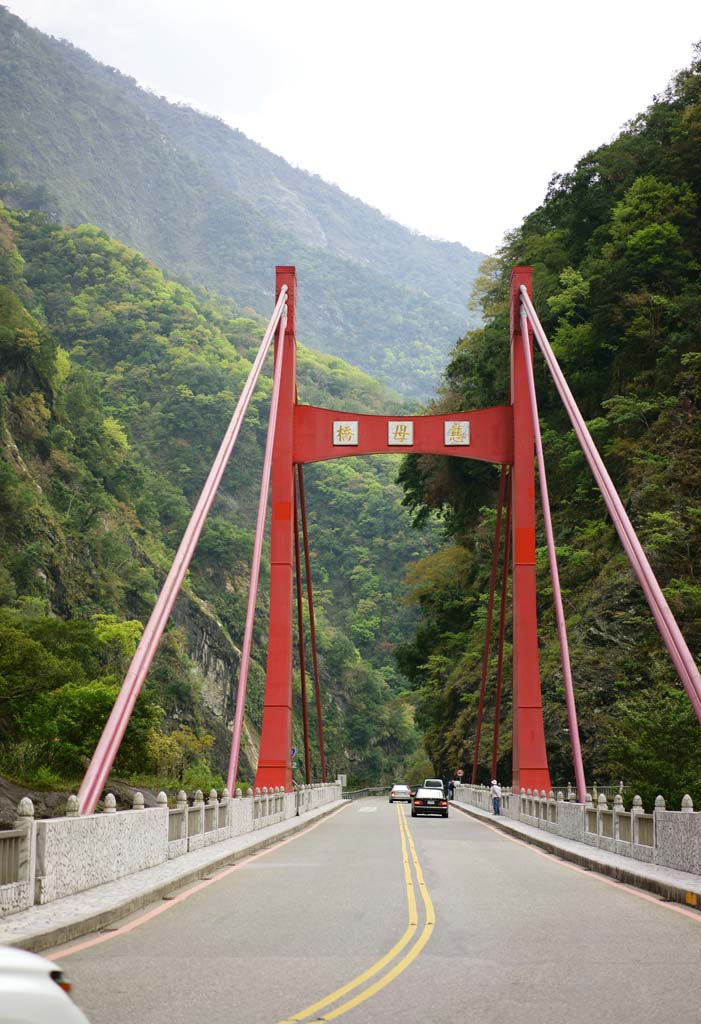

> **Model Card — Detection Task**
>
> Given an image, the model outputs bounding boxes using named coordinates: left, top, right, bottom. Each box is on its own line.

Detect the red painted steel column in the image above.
left=509, top=267, right=551, bottom=794
left=255, top=267, right=297, bottom=791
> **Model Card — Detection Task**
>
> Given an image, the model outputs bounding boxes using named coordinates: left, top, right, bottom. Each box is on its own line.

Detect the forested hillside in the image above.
left=0, top=201, right=435, bottom=791
left=398, top=50, right=701, bottom=806
left=0, top=5, right=483, bottom=398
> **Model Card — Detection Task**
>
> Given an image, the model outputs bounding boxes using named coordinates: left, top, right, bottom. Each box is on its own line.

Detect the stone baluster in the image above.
left=613, top=793, right=624, bottom=839
left=104, top=793, right=117, bottom=814
left=132, top=791, right=145, bottom=810
left=681, top=794, right=694, bottom=812
left=157, top=791, right=168, bottom=844
left=631, top=794, right=644, bottom=845
left=597, top=791, right=608, bottom=838
left=65, top=795, right=80, bottom=818
left=220, top=787, right=231, bottom=832
left=193, top=789, right=204, bottom=841
left=176, top=790, right=188, bottom=842
left=14, top=797, right=36, bottom=896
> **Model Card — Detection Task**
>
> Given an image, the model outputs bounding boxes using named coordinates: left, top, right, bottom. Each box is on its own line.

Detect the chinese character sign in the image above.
left=388, top=421, right=414, bottom=446
left=333, top=421, right=359, bottom=446
left=444, top=421, right=470, bottom=446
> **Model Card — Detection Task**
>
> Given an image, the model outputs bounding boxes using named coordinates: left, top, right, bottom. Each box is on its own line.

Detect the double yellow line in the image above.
left=277, top=804, right=435, bottom=1023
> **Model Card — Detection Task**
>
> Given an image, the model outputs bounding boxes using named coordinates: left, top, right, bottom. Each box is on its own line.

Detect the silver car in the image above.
left=389, top=784, right=412, bottom=803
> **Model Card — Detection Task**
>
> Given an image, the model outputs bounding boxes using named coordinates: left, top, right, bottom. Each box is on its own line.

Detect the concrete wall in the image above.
left=0, top=782, right=342, bottom=918
left=453, top=784, right=701, bottom=877
left=35, top=806, right=168, bottom=904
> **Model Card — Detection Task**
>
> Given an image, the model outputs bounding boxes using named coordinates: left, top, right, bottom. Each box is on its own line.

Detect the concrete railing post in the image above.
left=13, top=797, right=36, bottom=898
left=132, top=792, right=145, bottom=811
left=104, top=793, right=117, bottom=814
left=65, top=795, right=80, bottom=818
left=613, top=793, right=624, bottom=840
left=176, top=790, right=188, bottom=842
left=597, top=791, right=608, bottom=838
left=220, top=787, right=231, bottom=833
left=157, top=791, right=168, bottom=844
left=631, top=794, right=644, bottom=845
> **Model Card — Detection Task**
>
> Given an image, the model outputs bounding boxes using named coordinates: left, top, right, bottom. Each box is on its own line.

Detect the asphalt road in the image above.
left=48, top=799, right=701, bottom=1023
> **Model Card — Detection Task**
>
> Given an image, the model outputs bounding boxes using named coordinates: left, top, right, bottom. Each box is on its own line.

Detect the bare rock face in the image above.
left=0, top=776, right=73, bottom=828
left=0, top=776, right=164, bottom=828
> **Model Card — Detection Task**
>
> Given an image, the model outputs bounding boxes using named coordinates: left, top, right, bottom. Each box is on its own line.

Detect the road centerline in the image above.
left=277, top=803, right=435, bottom=1024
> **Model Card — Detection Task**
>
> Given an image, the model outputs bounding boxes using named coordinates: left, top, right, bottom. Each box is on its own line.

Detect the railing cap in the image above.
left=16, top=796, right=35, bottom=819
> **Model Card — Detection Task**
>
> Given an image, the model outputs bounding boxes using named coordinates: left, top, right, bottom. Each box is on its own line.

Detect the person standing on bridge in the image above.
left=490, top=779, right=502, bottom=815
left=447, top=779, right=455, bottom=799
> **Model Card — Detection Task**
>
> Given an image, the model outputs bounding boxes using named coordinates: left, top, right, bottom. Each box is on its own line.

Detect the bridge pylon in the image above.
left=255, top=264, right=552, bottom=795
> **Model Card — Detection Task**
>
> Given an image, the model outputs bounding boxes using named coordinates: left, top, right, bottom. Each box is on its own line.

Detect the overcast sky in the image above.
left=5, top=0, right=700, bottom=254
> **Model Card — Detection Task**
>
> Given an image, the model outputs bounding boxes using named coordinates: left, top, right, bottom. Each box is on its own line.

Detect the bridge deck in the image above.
left=40, top=798, right=701, bottom=1024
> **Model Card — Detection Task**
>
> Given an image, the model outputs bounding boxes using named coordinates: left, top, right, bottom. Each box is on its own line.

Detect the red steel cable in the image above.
left=297, top=465, right=327, bottom=782
left=491, top=470, right=512, bottom=780
left=293, top=476, right=312, bottom=783
left=472, top=466, right=507, bottom=783
left=78, top=289, right=288, bottom=814
left=226, top=313, right=288, bottom=793
left=520, top=288, right=701, bottom=722
left=520, top=309, right=586, bottom=802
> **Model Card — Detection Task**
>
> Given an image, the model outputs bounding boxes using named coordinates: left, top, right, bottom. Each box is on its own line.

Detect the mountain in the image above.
left=0, top=5, right=484, bottom=398
left=397, top=49, right=701, bottom=806
left=0, top=202, right=435, bottom=789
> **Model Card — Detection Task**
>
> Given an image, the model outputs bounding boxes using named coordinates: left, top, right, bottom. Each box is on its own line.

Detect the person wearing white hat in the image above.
left=490, top=779, right=502, bottom=815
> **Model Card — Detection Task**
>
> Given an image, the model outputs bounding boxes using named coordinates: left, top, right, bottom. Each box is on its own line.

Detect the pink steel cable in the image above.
left=472, top=466, right=507, bottom=784
left=226, top=313, right=288, bottom=792
left=520, top=287, right=701, bottom=722
left=78, top=289, right=289, bottom=814
left=520, top=309, right=587, bottom=802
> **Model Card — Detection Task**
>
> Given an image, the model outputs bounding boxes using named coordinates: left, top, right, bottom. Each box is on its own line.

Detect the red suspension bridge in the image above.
left=75, top=266, right=701, bottom=815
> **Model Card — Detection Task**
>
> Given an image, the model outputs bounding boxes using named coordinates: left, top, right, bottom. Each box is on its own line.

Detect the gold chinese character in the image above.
left=392, top=424, right=411, bottom=444
left=336, top=424, right=354, bottom=443
left=447, top=422, right=468, bottom=445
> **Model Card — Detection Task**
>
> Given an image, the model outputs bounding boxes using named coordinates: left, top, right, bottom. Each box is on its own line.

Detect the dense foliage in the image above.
left=0, top=203, right=434, bottom=789
left=398, top=51, right=701, bottom=807
left=0, top=5, right=483, bottom=398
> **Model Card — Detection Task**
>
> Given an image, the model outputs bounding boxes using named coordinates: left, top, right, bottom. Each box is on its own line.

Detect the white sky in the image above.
left=5, top=0, right=701, bottom=254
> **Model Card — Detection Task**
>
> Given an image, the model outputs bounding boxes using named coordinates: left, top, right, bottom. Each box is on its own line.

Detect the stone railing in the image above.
left=453, top=784, right=701, bottom=875
left=0, top=781, right=342, bottom=919
left=342, top=787, right=390, bottom=801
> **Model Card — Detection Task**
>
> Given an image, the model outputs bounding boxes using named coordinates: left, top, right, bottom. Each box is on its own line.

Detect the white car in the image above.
left=389, top=784, right=412, bottom=803
left=0, top=945, right=91, bottom=1023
